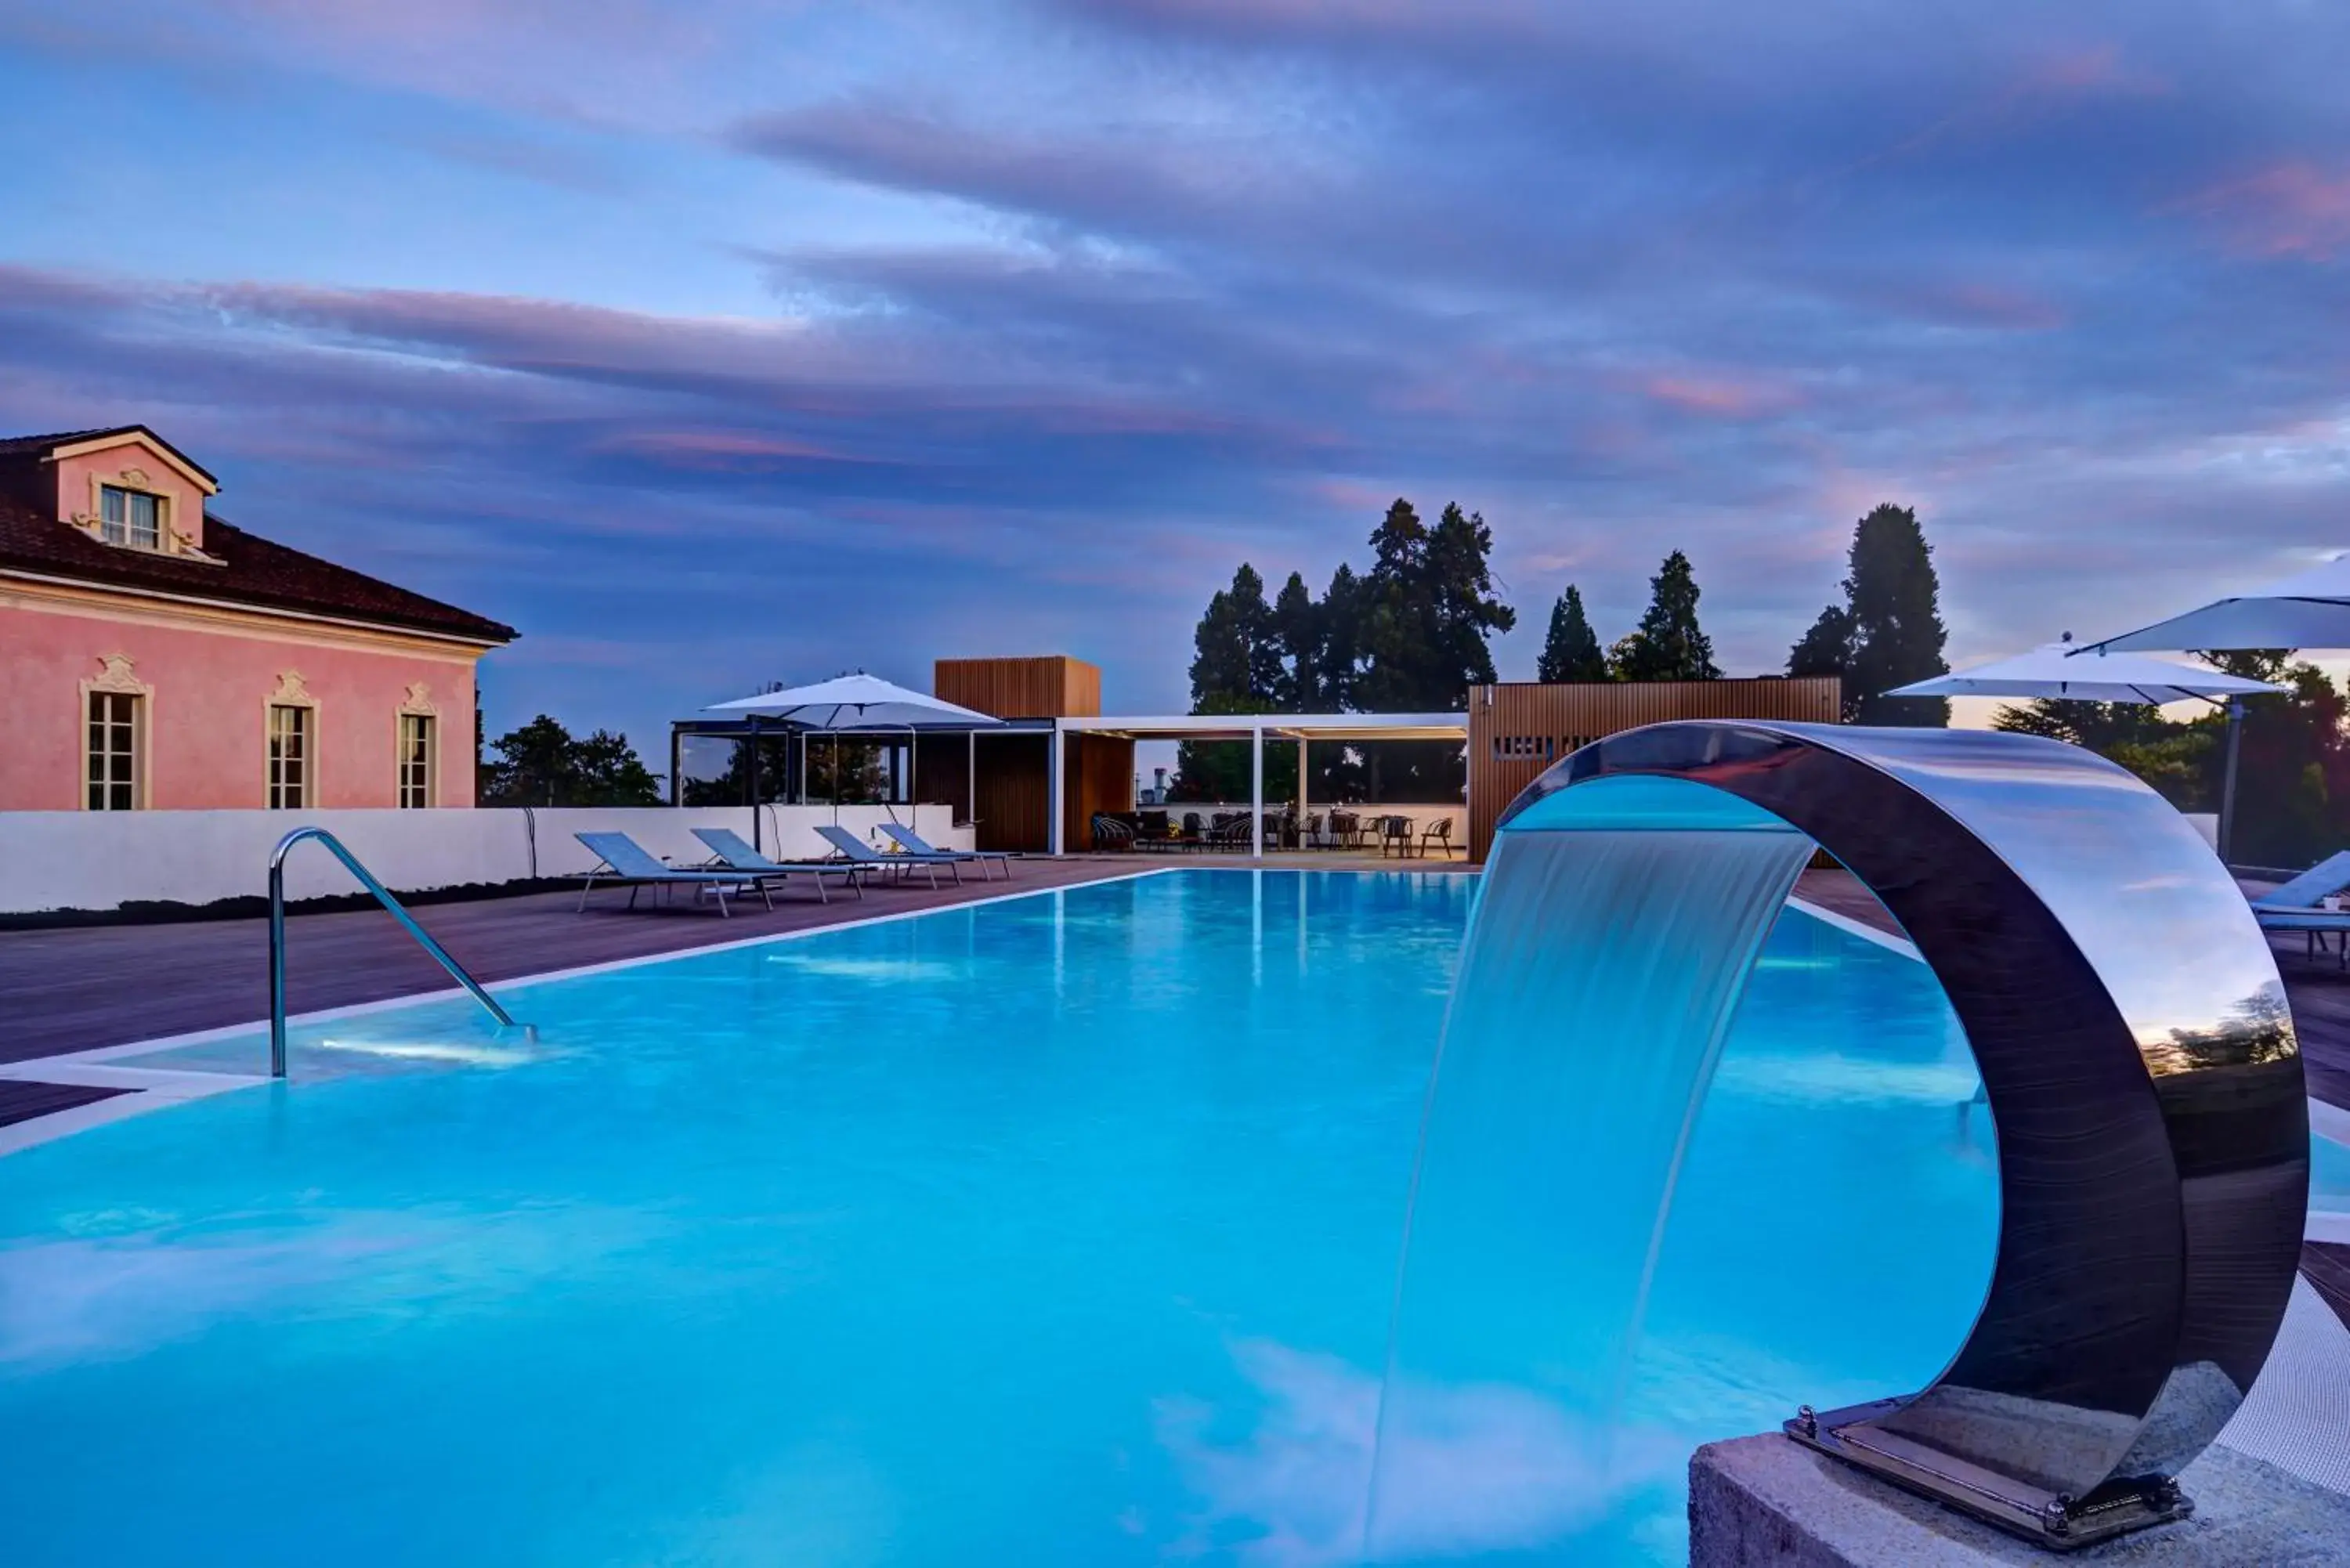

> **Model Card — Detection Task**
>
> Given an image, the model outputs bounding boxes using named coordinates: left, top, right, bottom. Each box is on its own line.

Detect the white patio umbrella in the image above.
left=2081, top=553, right=2350, bottom=865
left=705, top=674, right=1003, bottom=842
left=2088, top=555, right=2350, bottom=655
left=1888, top=641, right=2284, bottom=706
left=1890, top=638, right=2285, bottom=864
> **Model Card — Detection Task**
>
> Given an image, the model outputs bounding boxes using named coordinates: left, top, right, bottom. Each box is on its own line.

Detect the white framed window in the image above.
left=99, top=484, right=164, bottom=550
left=268, top=703, right=311, bottom=809
left=398, top=712, right=436, bottom=808
left=86, top=690, right=142, bottom=810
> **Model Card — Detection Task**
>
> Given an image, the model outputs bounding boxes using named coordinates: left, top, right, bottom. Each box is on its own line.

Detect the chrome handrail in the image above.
left=268, top=826, right=517, bottom=1078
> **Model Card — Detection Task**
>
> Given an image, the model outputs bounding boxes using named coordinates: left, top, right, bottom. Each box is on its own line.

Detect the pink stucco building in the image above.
left=0, top=426, right=515, bottom=811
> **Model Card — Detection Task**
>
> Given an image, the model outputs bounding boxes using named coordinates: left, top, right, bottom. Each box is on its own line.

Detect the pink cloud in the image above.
left=1933, top=282, right=2066, bottom=333
left=1304, top=476, right=1397, bottom=513
left=205, top=0, right=731, bottom=126
left=1638, top=371, right=1800, bottom=421
left=2166, top=164, right=2350, bottom=260
left=2022, top=43, right=2167, bottom=98
left=601, top=428, right=872, bottom=469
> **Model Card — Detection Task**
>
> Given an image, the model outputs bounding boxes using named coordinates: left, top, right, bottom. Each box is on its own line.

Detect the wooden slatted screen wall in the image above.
left=947, top=732, right=1133, bottom=852
left=1065, top=734, right=1135, bottom=851
left=935, top=656, right=1102, bottom=720
left=1466, top=677, right=1842, bottom=861
left=972, top=732, right=1050, bottom=852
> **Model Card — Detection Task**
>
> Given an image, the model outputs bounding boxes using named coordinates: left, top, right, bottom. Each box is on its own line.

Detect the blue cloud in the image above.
left=2, top=1, right=2347, bottom=756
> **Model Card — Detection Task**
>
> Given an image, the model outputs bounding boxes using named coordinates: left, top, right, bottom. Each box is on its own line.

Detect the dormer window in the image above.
left=100, top=485, right=164, bottom=550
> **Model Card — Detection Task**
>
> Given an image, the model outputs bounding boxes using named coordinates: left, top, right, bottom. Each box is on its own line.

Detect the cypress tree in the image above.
left=1536, top=585, right=1608, bottom=682
left=1609, top=551, right=1720, bottom=681
left=1177, top=564, right=1282, bottom=802
left=1271, top=570, right=1320, bottom=711
left=1187, top=563, right=1278, bottom=712
left=1788, top=504, right=1950, bottom=724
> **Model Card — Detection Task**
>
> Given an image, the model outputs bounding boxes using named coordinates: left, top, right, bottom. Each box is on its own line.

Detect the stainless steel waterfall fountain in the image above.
left=1490, top=721, right=2308, bottom=1551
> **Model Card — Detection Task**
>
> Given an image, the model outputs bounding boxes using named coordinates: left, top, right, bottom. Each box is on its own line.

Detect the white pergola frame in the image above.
left=1047, top=711, right=1469, bottom=858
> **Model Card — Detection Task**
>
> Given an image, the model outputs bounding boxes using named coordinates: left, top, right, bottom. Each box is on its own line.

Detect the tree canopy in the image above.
left=1173, top=497, right=1513, bottom=803
left=1788, top=504, right=1950, bottom=724
left=1187, top=562, right=1282, bottom=714
left=1177, top=563, right=1287, bottom=803
left=1607, top=550, right=1720, bottom=681
left=1992, top=649, right=2348, bottom=867
left=479, top=714, right=663, bottom=806
left=1536, top=584, right=1609, bottom=683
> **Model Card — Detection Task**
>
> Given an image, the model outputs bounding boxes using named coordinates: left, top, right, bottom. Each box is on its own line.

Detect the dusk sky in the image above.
left=3, top=2, right=2346, bottom=753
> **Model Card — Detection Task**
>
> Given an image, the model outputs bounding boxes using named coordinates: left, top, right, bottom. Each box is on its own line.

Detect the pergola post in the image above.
left=1297, top=737, right=1309, bottom=840
left=747, top=716, right=762, bottom=852
left=1251, top=720, right=1264, bottom=861
left=1049, top=720, right=1065, bottom=856
left=2218, top=698, right=2243, bottom=867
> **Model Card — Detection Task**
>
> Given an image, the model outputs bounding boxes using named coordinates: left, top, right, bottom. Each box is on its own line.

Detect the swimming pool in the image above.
left=0, top=869, right=2197, bottom=1563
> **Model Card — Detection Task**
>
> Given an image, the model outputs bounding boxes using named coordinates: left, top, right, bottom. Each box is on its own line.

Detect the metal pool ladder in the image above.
left=268, top=826, right=518, bottom=1078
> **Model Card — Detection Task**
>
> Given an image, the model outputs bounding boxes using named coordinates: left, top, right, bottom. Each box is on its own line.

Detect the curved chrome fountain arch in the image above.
left=1493, top=720, right=2308, bottom=1548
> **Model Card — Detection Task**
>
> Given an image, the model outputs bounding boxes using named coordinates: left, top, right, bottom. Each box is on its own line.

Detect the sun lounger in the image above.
left=2246, top=851, right=2350, bottom=966
left=689, top=828, right=866, bottom=905
left=815, top=824, right=956, bottom=887
left=572, top=830, right=771, bottom=916
left=2251, top=849, right=2350, bottom=911
left=2251, top=905, right=2350, bottom=968
left=876, top=822, right=1011, bottom=880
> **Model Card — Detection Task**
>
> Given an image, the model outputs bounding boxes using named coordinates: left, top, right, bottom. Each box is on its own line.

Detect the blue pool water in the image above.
left=2317, top=1133, right=2350, bottom=1212
left=3, top=871, right=2004, bottom=1565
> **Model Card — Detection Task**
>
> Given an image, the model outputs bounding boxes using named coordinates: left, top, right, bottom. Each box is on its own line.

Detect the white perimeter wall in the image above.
left=0, top=804, right=972, bottom=913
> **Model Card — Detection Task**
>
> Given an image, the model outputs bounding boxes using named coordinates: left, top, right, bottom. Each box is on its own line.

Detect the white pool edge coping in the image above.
left=0, top=1057, right=266, bottom=1158
left=1784, top=894, right=1923, bottom=959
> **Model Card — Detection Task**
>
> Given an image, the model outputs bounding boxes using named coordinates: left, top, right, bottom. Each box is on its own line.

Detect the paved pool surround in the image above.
left=1689, top=1435, right=2350, bottom=1566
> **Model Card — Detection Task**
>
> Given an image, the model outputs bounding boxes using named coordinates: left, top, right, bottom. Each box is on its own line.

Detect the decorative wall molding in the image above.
left=399, top=681, right=439, bottom=716
left=88, top=652, right=150, bottom=695
left=267, top=669, right=315, bottom=706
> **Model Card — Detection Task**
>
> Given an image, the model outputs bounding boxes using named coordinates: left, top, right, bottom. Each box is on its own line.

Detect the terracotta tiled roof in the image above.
left=0, top=432, right=515, bottom=645
left=0, top=425, right=221, bottom=486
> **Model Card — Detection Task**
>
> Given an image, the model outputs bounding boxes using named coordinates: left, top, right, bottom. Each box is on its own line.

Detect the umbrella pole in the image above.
left=748, top=717, right=761, bottom=854
left=2219, top=698, right=2244, bottom=868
